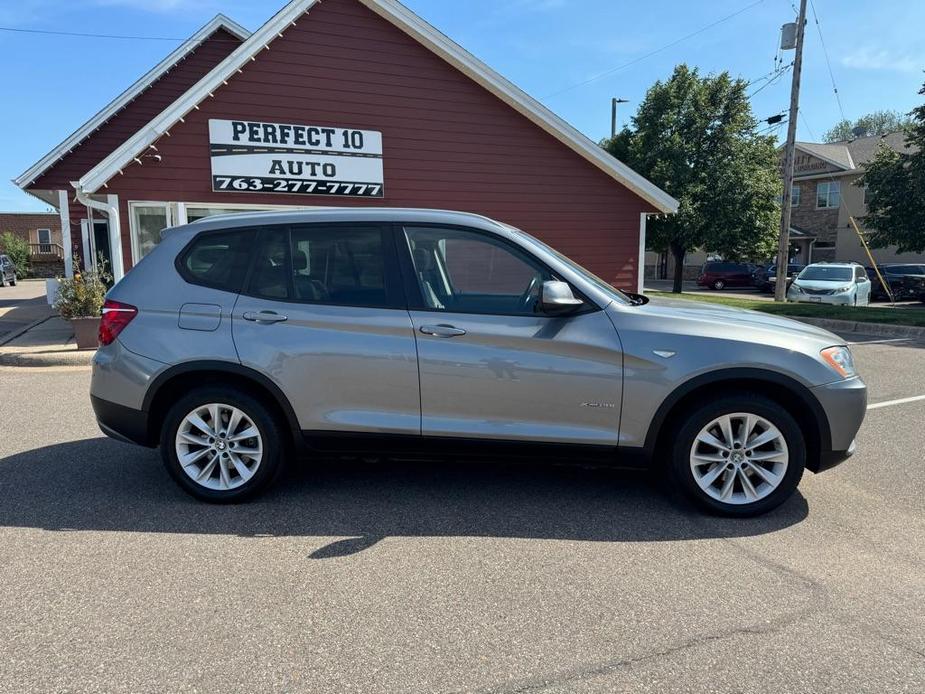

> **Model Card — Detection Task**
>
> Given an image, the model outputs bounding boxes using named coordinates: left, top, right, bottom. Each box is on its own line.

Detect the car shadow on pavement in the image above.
left=0, top=438, right=809, bottom=557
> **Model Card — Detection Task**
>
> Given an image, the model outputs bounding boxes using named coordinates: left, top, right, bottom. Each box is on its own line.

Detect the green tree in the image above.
left=824, top=110, right=913, bottom=142
left=859, top=82, right=925, bottom=252
left=0, top=231, right=31, bottom=278
left=602, top=64, right=781, bottom=292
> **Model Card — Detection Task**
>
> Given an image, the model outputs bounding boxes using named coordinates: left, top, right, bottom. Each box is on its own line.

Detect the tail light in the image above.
left=99, top=299, right=137, bottom=346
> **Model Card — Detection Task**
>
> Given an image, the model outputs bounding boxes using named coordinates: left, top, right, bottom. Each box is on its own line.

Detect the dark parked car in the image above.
left=697, top=261, right=755, bottom=290
left=752, top=263, right=805, bottom=293
left=0, top=254, right=18, bottom=287
left=866, top=265, right=925, bottom=302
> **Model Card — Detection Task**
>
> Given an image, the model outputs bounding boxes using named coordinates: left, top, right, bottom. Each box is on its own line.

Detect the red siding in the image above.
left=102, top=0, right=655, bottom=288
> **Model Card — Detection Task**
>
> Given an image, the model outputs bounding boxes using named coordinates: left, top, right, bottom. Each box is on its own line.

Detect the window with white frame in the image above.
left=816, top=181, right=840, bottom=209
left=791, top=185, right=801, bottom=207
left=130, top=203, right=173, bottom=262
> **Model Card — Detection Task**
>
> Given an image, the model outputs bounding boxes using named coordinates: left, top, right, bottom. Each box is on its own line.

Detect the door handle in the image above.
left=420, top=324, right=466, bottom=338
left=243, top=311, right=288, bottom=324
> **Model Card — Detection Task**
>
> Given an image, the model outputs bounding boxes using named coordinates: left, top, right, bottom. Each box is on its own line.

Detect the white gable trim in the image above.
left=14, top=14, right=250, bottom=189
left=72, top=0, right=678, bottom=213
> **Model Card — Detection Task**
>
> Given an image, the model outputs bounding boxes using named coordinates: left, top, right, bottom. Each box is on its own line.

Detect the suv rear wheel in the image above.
left=669, top=395, right=805, bottom=516
left=712, top=279, right=726, bottom=290
left=160, top=387, right=285, bottom=502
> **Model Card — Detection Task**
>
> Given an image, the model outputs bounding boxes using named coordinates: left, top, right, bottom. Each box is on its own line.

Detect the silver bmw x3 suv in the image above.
left=91, top=209, right=866, bottom=516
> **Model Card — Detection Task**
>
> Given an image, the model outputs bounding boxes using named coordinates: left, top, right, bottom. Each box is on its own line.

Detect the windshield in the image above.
left=503, top=224, right=633, bottom=305
left=798, top=266, right=853, bottom=282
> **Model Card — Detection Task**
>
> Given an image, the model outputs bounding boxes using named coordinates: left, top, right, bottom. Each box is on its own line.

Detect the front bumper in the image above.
left=788, top=292, right=856, bottom=305
left=809, top=376, right=867, bottom=472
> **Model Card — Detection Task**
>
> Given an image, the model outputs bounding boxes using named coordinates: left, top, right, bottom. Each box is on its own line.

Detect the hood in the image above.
left=791, top=279, right=854, bottom=290
left=638, top=297, right=843, bottom=344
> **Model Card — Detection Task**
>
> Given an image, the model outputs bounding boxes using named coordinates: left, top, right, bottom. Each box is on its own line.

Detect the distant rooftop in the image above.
left=794, top=131, right=914, bottom=173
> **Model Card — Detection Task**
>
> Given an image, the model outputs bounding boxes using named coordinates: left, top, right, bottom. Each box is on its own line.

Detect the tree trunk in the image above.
left=671, top=243, right=686, bottom=293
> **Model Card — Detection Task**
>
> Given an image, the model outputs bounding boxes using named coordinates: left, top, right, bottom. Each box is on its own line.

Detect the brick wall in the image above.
left=0, top=213, right=61, bottom=244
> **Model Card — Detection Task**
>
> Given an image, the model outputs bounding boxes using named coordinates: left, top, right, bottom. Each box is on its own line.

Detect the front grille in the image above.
left=802, top=287, right=838, bottom=296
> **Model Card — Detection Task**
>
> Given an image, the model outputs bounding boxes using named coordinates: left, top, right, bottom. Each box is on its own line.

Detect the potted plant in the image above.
left=54, top=259, right=110, bottom=350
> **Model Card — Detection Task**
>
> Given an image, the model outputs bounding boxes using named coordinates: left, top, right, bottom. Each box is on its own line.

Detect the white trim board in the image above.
left=72, top=0, right=678, bottom=215
left=14, top=14, right=250, bottom=189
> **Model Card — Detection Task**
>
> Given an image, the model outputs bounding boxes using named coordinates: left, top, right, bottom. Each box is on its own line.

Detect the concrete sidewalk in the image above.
left=0, top=315, right=94, bottom=367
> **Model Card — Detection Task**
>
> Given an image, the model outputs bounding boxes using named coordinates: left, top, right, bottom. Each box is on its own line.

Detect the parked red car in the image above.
left=697, top=262, right=756, bottom=290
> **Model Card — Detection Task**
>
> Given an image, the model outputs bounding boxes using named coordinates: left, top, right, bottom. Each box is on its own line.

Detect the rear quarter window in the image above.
left=178, top=228, right=256, bottom=293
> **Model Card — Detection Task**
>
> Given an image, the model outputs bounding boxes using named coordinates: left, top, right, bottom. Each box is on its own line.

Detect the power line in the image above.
left=0, top=25, right=187, bottom=41
left=748, top=63, right=792, bottom=97
left=808, top=0, right=847, bottom=121
left=544, top=0, right=767, bottom=99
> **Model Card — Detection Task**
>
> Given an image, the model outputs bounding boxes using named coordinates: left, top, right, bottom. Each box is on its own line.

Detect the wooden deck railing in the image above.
left=29, top=243, right=65, bottom=259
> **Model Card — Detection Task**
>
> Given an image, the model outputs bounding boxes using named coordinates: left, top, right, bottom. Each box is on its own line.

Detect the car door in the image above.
left=399, top=224, right=624, bottom=446
left=854, top=266, right=872, bottom=305
left=233, top=223, right=420, bottom=435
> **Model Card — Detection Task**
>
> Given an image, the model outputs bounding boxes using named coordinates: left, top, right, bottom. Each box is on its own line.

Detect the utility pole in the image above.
left=611, top=98, right=628, bottom=138
left=775, top=0, right=808, bottom=302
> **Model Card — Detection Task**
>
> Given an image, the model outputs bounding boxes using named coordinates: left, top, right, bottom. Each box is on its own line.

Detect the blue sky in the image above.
left=2, top=0, right=923, bottom=211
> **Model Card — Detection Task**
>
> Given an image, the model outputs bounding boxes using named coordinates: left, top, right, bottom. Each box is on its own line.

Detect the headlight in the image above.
left=835, top=285, right=853, bottom=293
left=821, top=346, right=857, bottom=379
left=789, top=283, right=803, bottom=294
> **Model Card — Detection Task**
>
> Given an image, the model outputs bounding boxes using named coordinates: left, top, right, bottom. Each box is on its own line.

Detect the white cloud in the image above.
left=841, top=46, right=924, bottom=73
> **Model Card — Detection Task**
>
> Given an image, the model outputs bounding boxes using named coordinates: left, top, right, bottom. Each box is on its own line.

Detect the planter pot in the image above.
left=71, top=317, right=100, bottom=350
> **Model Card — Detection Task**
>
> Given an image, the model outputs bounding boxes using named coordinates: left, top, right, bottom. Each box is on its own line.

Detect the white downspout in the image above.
left=71, top=182, right=125, bottom=282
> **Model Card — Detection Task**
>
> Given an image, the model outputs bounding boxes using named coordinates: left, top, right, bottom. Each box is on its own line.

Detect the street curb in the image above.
left=0, top=348, right=95, bottom=368
left=0, top=315, right=53, bottom=348
left=789, top=316, right=925, bottom=340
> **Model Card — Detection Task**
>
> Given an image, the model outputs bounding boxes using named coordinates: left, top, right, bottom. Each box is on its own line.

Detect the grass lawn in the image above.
left=647, top=291, right=925, bottom=328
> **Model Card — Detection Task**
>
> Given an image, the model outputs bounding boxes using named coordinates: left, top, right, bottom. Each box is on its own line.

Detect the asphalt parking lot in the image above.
left=1, top=332, right=924, bottom=692
left=0, top=280, right=49, bottom=341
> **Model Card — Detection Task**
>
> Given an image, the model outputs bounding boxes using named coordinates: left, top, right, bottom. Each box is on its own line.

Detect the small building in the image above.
left=0, top=211, right=65, bottom=277
left=14, top=0, right=676, bottom=292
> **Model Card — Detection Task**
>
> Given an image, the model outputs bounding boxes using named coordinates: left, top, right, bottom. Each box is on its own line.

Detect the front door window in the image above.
left=404, top=226, right=549, bottom=315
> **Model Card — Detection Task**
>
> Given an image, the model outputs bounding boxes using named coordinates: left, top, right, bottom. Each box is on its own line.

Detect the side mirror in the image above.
left=541, top=280, right=583, bottom=313
left=624, top=292, right=650, bottom=305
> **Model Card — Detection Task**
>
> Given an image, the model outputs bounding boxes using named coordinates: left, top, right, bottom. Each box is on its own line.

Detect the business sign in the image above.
left=209, top=119, right=384, bottom=198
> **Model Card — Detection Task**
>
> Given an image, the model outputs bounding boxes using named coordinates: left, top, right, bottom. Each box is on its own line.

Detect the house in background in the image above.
left=787, top=132, right=920, bottom=267
left=0, top=211, right=65, bottom=277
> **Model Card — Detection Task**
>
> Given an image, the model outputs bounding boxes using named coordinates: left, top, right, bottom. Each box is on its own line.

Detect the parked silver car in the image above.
left=91, top=209, right=867, bottom=516
left=787, top=262, right=872, bottom=306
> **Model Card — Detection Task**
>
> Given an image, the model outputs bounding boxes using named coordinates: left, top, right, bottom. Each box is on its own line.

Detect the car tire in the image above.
left=712, top=280, right=726, bottom=290
left=160, top=386, right=286, bottom=503
left=9, top=275, right=16, bottom=286
left=668, top=394, right=805, bottom=517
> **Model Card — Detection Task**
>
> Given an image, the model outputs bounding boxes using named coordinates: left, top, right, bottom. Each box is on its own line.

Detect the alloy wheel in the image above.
left=689, top=412, right=789, bottom=505
left=175, top=403, right=263, bottom=491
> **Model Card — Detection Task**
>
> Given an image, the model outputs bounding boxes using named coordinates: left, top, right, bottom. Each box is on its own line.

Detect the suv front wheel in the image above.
left=669, top=395, right=805, bottom=516
left=160, top=387, right=285, bottom=502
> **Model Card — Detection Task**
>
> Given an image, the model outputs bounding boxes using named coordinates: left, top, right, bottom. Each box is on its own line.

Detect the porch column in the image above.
left=57, top=190, right=74, bottom=278
left=106, top=194, right=125, bottom=282
left=638, top=213, right=648, bottom=294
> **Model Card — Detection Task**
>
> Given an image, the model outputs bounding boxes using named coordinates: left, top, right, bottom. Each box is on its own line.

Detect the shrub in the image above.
left=0, top=231, right=31, bottom=277
left=54, top=258, right=110, bottom=319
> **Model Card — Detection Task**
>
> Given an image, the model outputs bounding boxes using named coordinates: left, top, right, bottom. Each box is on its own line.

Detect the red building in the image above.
left=16, top=0, right=676, bottom=292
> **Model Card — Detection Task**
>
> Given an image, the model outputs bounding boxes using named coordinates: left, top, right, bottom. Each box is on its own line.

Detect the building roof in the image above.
left=794, top=141, right=855, bottom=170
left=71, top=0, right=679, bottom=214
left=793, top=131, right=913, bottom=175
left=14, top=14, right=250, bottom=190
left=843, top=132, right=912, bottom=167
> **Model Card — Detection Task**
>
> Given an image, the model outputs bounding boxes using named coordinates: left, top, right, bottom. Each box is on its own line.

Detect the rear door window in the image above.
left=179, top=228, right=256, bottom=293
left=246, top=224, right=399, bottom=309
